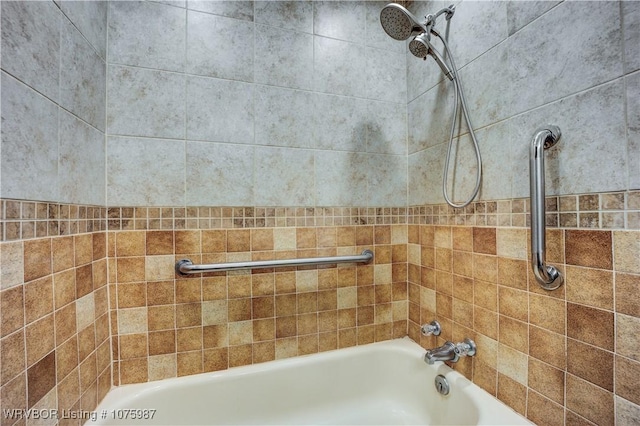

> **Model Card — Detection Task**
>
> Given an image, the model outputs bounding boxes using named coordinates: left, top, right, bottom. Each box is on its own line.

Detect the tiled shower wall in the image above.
left=405, top=1, right=640, bottom=424
left=105, top=0, right=408, bottom=208
left=2, top=2, right=640, bottom=426
left=407, top=1, right=639, bottom=203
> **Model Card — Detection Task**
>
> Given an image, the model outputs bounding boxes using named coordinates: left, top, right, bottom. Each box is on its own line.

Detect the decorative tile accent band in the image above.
left=0, top=200, right=107, bottom=241
left=2, top=190, right=639, bottom=241
left=408, top=191, right=640, bottom=230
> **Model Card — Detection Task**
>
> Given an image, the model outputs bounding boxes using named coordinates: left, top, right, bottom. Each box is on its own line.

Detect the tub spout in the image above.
left=424, top=338, right=476, bottom=365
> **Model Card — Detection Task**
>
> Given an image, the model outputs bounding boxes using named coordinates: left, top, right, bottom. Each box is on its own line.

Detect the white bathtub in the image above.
left=89, top=338, right=531, bottom=425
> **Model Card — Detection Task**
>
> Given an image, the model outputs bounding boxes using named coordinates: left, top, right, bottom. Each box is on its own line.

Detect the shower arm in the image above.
left=425, top=5, right=455, bottom=27
left=530, top=125, right=563, bottom=291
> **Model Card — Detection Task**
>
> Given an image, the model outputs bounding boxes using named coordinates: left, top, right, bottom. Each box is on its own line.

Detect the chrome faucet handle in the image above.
left=454, top=338, right=476, bottom=358
left=420, top=320, right=442, bottom=337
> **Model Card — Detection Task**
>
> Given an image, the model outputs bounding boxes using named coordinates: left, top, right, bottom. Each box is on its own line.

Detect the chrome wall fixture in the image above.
left=176, top=250, right=374, bottom=275
left=530, top=125, right=563, bottom=290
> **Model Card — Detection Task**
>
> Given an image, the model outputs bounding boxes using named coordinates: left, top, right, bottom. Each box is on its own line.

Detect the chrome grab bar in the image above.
left=176, top=249, right=374, bottom=276
left=530, top=125, right=563, bottom=290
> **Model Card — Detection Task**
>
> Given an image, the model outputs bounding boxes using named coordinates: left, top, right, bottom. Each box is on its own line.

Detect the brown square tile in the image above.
left=357, top=265, right=374, bottom=286
left=357, top=286, right=374, bottom=307
left=529, top=325, right=566, bottom=371
left=77, top=325, right=96, bottom=362
left=251, top=274, right=274, bottom=297
left=175, top=231, right=200, bottom=254
left=27, top=351, right=55, bottom=408
left=115, top=231, right=145, bottom=257
left=1, top=330, right=25, bottom=386
left=228, top=274, right=251, bottom=298
left=566, top=266, right=613, bottom=310
left=498, top=286, right=528, bottom=322
left=228, top=298, right=251, bottom=322
left=146, top=231, right=173, bottom=255
left=374, top=226, right=391, bottom=245
left=117, top=283, right=146, bottom=308
left=318, top=290, right=337, bottom=312
left=175, top=279, right=201, bottom=304
left=338, top=308, right=356, bottom=329
left=616, top=355, right=640, bottom=406
left=296, top=228, right=317, bottom=249
left=435, top=248, right=452, bottom=272
left=276, top=316, right=297, bottom=338
left=251, top=296, right=274, bottom=319
left=116, top=257, right=145, bottom=283
left=147, top=280, right=174, bottom=306
left=452, top=227, right=473, bottom=252
left=338, top=327, right=356, bottom=348
left=529, top=293, right=565, bottom=334
left=24, top=238, right=52, bottom=282
left=318, top=269, right=338, bottom=290
left=474, top=307, right=498, bottom=340
left=251, top=229, right=274, bottom=251
left=53, top=269, right=76, bottom=309
left=55, top=303, right=77, bottom=344
left=202, top=277, right=226, bottom=301
left=226, top=228, right=255, bottom=252
left=297, top=313, right=318, bottom=335
left=56, top=337, right=79, bottom=380
left=567, top=303, right=614, bottom=351
left=120, top=358, right=148, bottom=384
left=275, top=294, right=296, bottom=317
left=567, top=338, right=613, bottom=391
left=298, top=334, right=318, bottom=355
left=473, top=227, right=496, bottom=255
left=177, top=327, right=203, bottom=352
left=497, top=258, right=527, bottom=290
left=336, top=227, right=356, bottom=247
left=252, top=341, right=275, bottom=363
left=147, top=305, right=175, bottom=331
left=318, top=310, right=337, bottom=332
left=528, top=357, right=565, bottom=405
left=56, top=368, right=78, bottom=411
left=1, top=286, right=24, bottom=337
left=473, top=254, right=497, bottom=283
left=452, top=251, right=473, bottom=277
left=616, top=273, right=640, bottom=317
left=52, top=236, right=74, bottom=273
left=498, top=316, right=528, bottom=353
left=228, top=345, right=252, bottom=368
left=176, top=303, right=202, bottom=328
left=75, top=264, right=93, bottom=298
left=497, top=373, right=526, bottom=416
left=119, top=333, right=148, bottom=360
left=74, top=234, right=93, bottom=266
left=25, top=314, right=55, bottom=367
left=566, top=373, right=614, bottom=426
left=92, top=232, right=106, bottom=260
left=392, top=244, right=407, bottom=263
left=319, top=331, right=338, bottom=352
left=355, top=226, right=373, bottom=246
left=253, top=319, right=275, bottom=342
left=149, top=330, right=176, bottom=355
left=357, top=306, right=374, bottom=326
left=474, top=280, right=497, bottom=311
left=203, top=348, right=228, bottom=372
left=472, top=360, right=497, bottom=396
left=527, top=390, right=564, bottom=426
left=566, top=230, right=612, bottom=270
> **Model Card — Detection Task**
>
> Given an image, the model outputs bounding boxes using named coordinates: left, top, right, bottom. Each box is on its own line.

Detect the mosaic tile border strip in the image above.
left=2, top=190, right=639, bottom=241
left=408, top=191, right=640, bottom=230
left=105, top=206, right=409, bottom=231
left=0, top=199, right=107, bottom=241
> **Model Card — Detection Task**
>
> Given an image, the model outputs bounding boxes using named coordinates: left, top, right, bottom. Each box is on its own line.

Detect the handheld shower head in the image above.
left=380, top=3, right=426, bottom=41
left=409, top=33, right=455, bottom=81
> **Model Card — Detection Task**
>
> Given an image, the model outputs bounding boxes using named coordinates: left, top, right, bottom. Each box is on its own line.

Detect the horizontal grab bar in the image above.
left=176, top=250, right=374, bottom=276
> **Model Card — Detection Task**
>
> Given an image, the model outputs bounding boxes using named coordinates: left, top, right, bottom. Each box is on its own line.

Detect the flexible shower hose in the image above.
left=433, top=30, right=483, bottom=209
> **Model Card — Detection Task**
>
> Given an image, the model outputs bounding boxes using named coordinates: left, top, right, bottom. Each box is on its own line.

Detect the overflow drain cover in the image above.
left=435, top=375, right=450, bottom=395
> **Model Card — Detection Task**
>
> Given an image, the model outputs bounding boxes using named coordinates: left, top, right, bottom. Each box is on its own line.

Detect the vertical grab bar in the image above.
left=530, top=125, right=563, bottom=291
